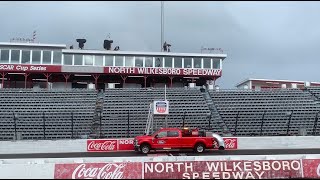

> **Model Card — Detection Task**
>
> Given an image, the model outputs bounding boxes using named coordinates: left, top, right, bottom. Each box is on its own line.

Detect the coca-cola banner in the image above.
left=54, top=162, right=142, bottom=179
left=213, top=138, right=238, bottom=150
left=87, top=139, right=134, bottom=152
left=302, top=159, right=320, bottom=178
left=87, top=140, right=118, bottom=152
left=144, top=160, right=302, bottom=179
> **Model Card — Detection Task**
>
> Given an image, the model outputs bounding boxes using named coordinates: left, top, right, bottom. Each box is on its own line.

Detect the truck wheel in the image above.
left=140, top=144, right=150, bottom=154
left=194, top=143, right=205, bottom=153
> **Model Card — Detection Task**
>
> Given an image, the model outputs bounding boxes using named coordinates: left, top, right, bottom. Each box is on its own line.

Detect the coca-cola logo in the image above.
left=54, top=162, right=142, bottom=179
left=72, top=163, right=125, bottom=179
left=317, top=163, right=320, bottom=176
left=87, top=140, right=117, bottom=152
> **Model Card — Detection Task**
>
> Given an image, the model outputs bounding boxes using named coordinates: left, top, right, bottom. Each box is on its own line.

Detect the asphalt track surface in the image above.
left=1, top=149, right=320, bottom=159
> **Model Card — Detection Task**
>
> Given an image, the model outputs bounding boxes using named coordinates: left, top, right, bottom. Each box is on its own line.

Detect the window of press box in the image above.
left=74, top=54, right=83, bottom=65
left=203, top=58, right=211, bottom=68
left=145, top=57, right=153, bottom=67
left=174, top=57, right=182, bottom=68
left=135, top=56, right=143, bottom=67
left=125, top=56, right=134, bottom=67
left=164, top=57, right=172, bottom=68
left=84, top=55, right=93, bottom=66
left=193, top=57, right=202, bottom=68
left=21, top=50, right=31, bottom=64
left=105, top=55, right=114, bottom=66
left=0, top=50, right=10, bottom=63
left=42, top=51, right=52, bottom=64
left=32, top=50, right=41, bottom=64
left=95, top=55, right=104, bottom=66
left=53, top=51, right=62, bottom=65
left=155, top=57, right=163, bottom=67
left=115, top=56, right=124, bottom=66
left=11, top=50, right=20, bottom=63
left=212, top=58, right=220, bottom=69
left=64, top=54, right=73, bottom=65
left=184, top=58, right=192, bottom=68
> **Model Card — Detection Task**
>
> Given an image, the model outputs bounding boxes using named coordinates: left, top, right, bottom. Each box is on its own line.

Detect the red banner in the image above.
left=302, top=159, right=320, bottom=178
left=118, top=138, right=134, bottom=151
left=144, top=160, right=302, bottom=179
left=87, top=139, right=118, bottom=152
left=0, top=64, right=61, bottom=72
left=54, top=162, right=142, bottom=179
left=104, top=67, right=222, bottom=77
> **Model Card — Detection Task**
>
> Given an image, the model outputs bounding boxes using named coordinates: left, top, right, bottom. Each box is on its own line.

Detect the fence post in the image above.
left=100, top=111, right=102, bottom=138
left=313, top=111, right=320, bottom=135
left=260, top=111, right=266, bottom=136
left=234, top=111, right=239, bottom=136
left=127, top=110, right=130, bottom=138
left=13, top=112, right=17, bottom=140
left=286, top=111, right=293, bottom=136
left=71, top=112, right=74, bottom=139
left=43, top=112, right=46, bottom=139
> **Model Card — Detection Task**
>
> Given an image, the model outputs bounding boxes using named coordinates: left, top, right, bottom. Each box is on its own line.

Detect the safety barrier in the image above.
left=0, top=136, right=319, bottom=154
left=0, top=154, right=320, bottom=179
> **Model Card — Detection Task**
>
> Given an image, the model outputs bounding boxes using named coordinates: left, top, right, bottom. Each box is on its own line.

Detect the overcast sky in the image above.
left=1, top=1, right=320, bottom=88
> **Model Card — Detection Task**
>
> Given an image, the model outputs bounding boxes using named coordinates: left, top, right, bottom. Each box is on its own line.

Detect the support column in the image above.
left=213, top=77, right=216, bottom=85
left=92, top=74, right=100, bottom=90
left=121, top=75, right=127, bottom=87
left=23, top=73, right=30, bottom=89
left=144, top=76, right=148, bottom=88
left=43, top=73, right=52, bottom=89
left=169, top=76, right=174, bottom=88
left=63, top=74, right=71, bottom=89
left=0, top=72, right=7, bottom=89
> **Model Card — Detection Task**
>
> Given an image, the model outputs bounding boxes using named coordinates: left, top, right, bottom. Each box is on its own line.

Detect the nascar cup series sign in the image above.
left=153, top=101, right=169, bottom=115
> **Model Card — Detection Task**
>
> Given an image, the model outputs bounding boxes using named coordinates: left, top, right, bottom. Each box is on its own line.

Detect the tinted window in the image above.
left=174, top=57, right=182, bottom=68
left=155, top=57, right=163, bottom=67
left=115, top=56, right=123, bottom=66
left=74, top=55, right=82, bottom=65
left=53, top=51, right=62, bottom=64
left=105, top=55, right=113, bottom=66
left=84, top=55, right=93, bottom=65
left=193, top=57, right=201, bottom=68
left=0, top=50, right=9, bottom=63
left=167, top=131, right=179, bottom=137
left=184, top=58, right=192, bottom=68
left=95, top=55, right=104, bottom=66
left=157, top=131, right=167, bottom=138
left=11, top=50, right=20, bottom=63
left=64, top=54, right=73, bottom=65
left=164, top=57, right=172, bottom=68
left=32, top=50, right=41, bottom=64
left=43, top=51, right=52, bottom=64
left=212, top=58, right=220, bottom=69
left=125, top=56, right=134, bottom=67
left=21, top=50, right=30, bottom=64
left=203, top=58, right=211, bottom=68
left=145, top=57, right=153, bottom=67
left=135, top=57, right=143, bottom=67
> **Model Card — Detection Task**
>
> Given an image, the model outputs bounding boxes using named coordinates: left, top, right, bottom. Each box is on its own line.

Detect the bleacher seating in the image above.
left=1, top=86, right=320, bottom=140
left=209, top=88, right=320, bottom=136
left=102, top=88, right=211, bottom=138
left=0, top=88, right=96, bottom=140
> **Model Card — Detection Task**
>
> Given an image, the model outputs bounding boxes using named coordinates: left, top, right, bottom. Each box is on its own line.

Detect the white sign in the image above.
left=153, top=100, right=169, bottom=115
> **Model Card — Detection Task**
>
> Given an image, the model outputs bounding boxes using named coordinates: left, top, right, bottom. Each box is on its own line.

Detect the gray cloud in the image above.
left=1, top=1, right=320, bottom=88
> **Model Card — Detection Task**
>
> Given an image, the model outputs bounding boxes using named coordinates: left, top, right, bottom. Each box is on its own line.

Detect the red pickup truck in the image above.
left=134, top=127, right=225, bottom=154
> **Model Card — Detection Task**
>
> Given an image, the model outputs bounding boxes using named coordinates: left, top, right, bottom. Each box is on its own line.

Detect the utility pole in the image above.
left=161, top=1, right=164, bottom=52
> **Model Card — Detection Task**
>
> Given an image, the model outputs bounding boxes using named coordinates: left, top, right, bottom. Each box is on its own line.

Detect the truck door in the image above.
left=153, top=130, right=180, bottom=149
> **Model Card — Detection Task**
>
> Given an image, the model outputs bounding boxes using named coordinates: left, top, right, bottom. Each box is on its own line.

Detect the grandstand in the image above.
left=0, top=86, right=320, bottom=140
left=1, top=41, right=320, bottom=140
